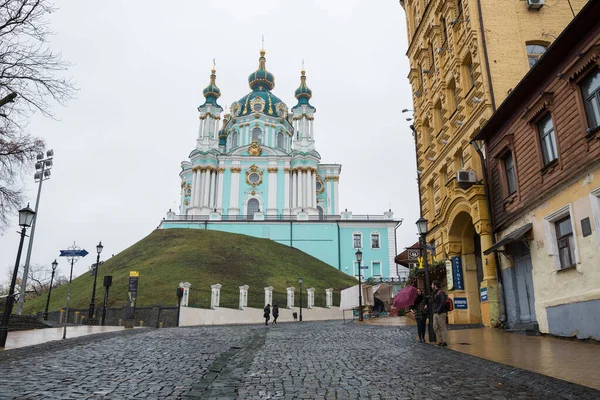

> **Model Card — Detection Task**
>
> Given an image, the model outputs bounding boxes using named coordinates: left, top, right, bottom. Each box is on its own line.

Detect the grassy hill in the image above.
left=23, top=229, right=358, bottom=314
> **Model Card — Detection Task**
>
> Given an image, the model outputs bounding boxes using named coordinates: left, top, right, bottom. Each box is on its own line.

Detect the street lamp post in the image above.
left=16, top=149, right=54, bottom=315
left=43, top=259, right=59, bottom=321
left=298, top=277, right=303, bottom=322
left=416, top=217, right=436, bottom=343
left=101, top=275, right=112, bottom=326
left=355, top=249, right=364, bottom=322
left=0, top=205, right=36, bottom=348
left=87, top=241, right=104, bottom=323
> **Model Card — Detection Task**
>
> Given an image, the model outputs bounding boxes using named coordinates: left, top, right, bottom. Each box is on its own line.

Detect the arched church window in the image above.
left=277, top=132, right=284, bottom=149
left=317, top=206, right=324, bottom=220
left=316, top=181, right=323, bottom=192
left=231, top=131, right=238, bottom=148
left=247, top=198, right=260, bottom=218
left=252, top=127, right=263, bottom=144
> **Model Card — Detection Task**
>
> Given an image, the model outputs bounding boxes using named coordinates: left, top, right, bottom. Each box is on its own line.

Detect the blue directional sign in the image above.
left=59, top=249, right=89, bottom=257
left=360, top=266, right=369, bottom=270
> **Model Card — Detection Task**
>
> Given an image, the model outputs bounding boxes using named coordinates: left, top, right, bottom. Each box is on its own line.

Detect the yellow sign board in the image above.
left=129, top=271, right=140, bottom=277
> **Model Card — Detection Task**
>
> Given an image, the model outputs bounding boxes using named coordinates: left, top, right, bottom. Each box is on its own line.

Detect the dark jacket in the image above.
left=411, top=294, right=427, bottom=318
left=272, top=305, right=279, bottom=317
left=263, top=304, right=271, bottom=317
left=433, top=288, right=448, bottom=314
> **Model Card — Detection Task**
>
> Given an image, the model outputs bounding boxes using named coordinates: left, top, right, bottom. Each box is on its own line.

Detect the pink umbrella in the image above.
left=393, top=285, right=418, bottom=309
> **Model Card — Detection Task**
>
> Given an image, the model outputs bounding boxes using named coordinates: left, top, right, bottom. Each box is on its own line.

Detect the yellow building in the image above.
left=398, top=0, right=588, bottom=327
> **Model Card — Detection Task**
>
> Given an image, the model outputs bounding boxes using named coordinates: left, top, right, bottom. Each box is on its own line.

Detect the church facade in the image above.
left=159, top=50, right=403, bottom=280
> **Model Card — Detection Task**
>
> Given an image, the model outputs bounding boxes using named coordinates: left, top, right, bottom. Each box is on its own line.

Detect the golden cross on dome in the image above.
left=213, top=58, right=216, bottom=69
left=261, top=35, right=264, bottom=50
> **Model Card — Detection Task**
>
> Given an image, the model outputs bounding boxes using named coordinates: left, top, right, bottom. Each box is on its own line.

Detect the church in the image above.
left=159, top=49, right=403, bottom=280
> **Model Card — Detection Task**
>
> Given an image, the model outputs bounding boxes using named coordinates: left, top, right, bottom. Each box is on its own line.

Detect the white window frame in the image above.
left=370, top=232, right=380, bottom=249
left=543, top=203, right=579, bottom=270
left=352, top=232, right=362, bottom=249
left=245, top=197, right=262, bottom=217
left=590, top=187, right=600, bottom=248
left=372, top=261, right=382, bottom=277
left=353, top=261, right=360, bottom=278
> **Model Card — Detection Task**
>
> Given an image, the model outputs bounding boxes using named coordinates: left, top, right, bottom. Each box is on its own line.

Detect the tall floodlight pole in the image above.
left=59, top=242, right=88, bottom=339
left=16, top=149, right=54, bottom=315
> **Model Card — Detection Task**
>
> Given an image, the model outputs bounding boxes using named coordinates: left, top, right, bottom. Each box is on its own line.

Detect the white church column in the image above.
left=333, top=177, right=339, bottom=214
left=198, top=117, right=205, bottom=139
left=267, top=167, right=278, bottom=215
left=195, top=169, right=203, bottom=207
left=209, top=169, right=216, bottom=208
left=292, top=169, right=297, bottom=209
left=203, top=169, right=211, bottom=207
left=190, top=169, right=198, bottom=208
left=229, top=167, right=241, bottom=216
left=310, top=169, right=316, bottom=208
left=301, top=169, right=306, bottom=208
left=284, top=168, right=290, bottom=213
left=216, top=168, right=224, bottom=210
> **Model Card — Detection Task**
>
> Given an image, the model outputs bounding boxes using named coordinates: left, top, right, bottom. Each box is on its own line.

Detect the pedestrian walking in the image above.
left=410, top=288, right=427, bottom=342
left=431, top=280, right=448, bottom=347
left=264, top=304, right=271, bottom=326
left=272, top=304, right=279, bottom=325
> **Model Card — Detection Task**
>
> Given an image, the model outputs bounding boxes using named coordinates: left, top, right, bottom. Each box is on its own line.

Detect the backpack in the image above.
left=445, top=297, right=454, bottom=312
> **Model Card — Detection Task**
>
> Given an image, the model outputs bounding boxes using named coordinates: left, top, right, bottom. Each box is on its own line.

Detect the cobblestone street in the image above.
left=0, top=321, right=598, bottom=399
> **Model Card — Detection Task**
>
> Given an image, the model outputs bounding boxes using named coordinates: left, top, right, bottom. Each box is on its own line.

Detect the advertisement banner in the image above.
left=451, top=256, right=464, bottom=290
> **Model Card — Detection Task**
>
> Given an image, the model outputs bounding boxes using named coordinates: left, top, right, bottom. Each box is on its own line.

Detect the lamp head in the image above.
left=298, top=277, right=303, bottom=285
left=18, top=204, right=36, bottom=228
left=52, top=259, right=58, bottom=271
left=355, top=249, right=363, bottom=263
left=416, top=216, right=429, bottom=235
left=96, top=241, right=104, bottom=255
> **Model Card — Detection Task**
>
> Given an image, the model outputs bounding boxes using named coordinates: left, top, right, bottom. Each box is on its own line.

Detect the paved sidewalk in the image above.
left=363, top=316, right=600, bottom=391
left=0, top=326, right=130, bottom=350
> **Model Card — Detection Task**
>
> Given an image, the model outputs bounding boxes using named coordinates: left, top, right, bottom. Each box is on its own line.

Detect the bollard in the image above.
left=159, top=322, right=164, bottom=329
left=118, top=319, right=123, bottom=327
left=139, top=320, right=144, bottom=327
left=74, top=311, right=80, bottom=324
left=59, top=310, right=65, bottom=325
left=81, top=316, right=86, bottom=325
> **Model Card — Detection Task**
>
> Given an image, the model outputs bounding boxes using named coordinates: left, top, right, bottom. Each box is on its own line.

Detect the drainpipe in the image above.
left=336, top=221, right=342, bottom=271
left=290, top=220, right=293, bottom=248
left=471, top=140, right=508, bottom=327
left=476, top=0, right=497, bottom=111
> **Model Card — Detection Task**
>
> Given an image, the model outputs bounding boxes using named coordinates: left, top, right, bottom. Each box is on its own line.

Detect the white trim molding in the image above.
left=590, top=187, right=600, bottom=248
left=543, top=203, right=580, bottom=270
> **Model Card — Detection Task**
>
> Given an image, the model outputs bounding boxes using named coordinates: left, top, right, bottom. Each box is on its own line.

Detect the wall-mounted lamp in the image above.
left=402, top=109, right=414, bottom=113
left=455, top=120, right=464, bottom=126
left=426, top=156, right=436, bottom=162
left=406, top=117, right=413, bottom=121
left=422, top=69, right=430, bottom=74
left=472, top=97, right=482, bottom=104
left=440, top=139, right=448, bottom=145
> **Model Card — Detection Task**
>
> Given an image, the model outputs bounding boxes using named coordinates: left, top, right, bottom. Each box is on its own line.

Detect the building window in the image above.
left=231, top=131, right=238, bottom=148
left=526, top=44, right=547, bottom=69
left=442, top=18, right=448, bottom=43
left=537, top=114, right=558, bottom=166
left=457, top=0, right=463, bottom=16
left=353, top=233, right=362, bottom=249
left=277, top=131, right=284, bottom=149
left=372, top=262, right=382, bottom=276
left=555, top=216, right=576, bottom=269
left=581, top=70, right=600, bottom=130
left=448, top=80, right=459, bottom=113
left=251, top=127, right=263, bottom=144
left=430, top=43, right=435, bottom=70
left=371, top=233, right=380, bottom=249
left=466, top=59, right=476, bottom=89
left=433, top=101, right=443, bottom=131
left=317, top=206, right=324, bottom=220
left=503, top=152, right=517, bottom=195
left=247, top=198, right=259, bottom=217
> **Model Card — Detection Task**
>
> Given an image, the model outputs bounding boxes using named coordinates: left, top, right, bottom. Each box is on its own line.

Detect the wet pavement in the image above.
left=364, top=316, right=600, bottom=391
left=0, top=321, right=597, bottom=399
left=0, top=326, right=130, bottom=350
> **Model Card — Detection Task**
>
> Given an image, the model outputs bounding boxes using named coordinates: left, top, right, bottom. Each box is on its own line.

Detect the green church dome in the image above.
left=234, top=90, right=288, bottom=118
left=202, top=69, right=221, bottom=106
left=248, top=49, right=275, bottom=91
left=294, top=69, right=312, bottom=101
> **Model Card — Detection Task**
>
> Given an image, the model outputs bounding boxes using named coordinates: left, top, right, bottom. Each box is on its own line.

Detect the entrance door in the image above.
left=513, top=242, right=536, bottom=323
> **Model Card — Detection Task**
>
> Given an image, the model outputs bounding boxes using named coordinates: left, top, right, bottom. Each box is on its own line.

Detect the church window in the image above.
left=231, top=131, right=238, bottom=148
left=277, top=131, right=284, bottom=149
left=247, top=198, right=260, bottom=217
left=371, top=233, right=380, bottom=249
left=317, top=206, right=324, bottom=220
left=253, top=103, right=263, bottom=112
left=353, top=233, right=362, bottom=249
left=316, top=181, right=323, bottom=192
left=252, top=127, right=263, bottom=144
left=185, top=188, right=191, bottom=196
left=248, top=172, right=261, bottom=184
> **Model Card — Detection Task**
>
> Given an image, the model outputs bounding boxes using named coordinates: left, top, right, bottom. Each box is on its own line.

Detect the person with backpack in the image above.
left=431, top=280, right=449, bottom=347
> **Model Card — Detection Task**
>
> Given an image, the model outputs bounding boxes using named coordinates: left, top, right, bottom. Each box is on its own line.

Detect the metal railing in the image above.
left=166, top=214, right=394, bottom=222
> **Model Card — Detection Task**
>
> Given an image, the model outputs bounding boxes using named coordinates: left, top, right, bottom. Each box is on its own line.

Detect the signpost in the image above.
left=59, top=243, right=88, bottom=339
left=407, top=249, right=420, bottom=260
left=124, top=271, right=139, bottom=328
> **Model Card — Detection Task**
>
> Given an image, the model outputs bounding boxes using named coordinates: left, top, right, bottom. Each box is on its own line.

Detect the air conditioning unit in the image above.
left=526, top=0, right=545, bottom=10
left=456, top=170, right=476, bottom=186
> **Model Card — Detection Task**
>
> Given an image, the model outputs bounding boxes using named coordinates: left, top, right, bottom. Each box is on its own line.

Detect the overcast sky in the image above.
left=0, top=0, right=418, bottom=285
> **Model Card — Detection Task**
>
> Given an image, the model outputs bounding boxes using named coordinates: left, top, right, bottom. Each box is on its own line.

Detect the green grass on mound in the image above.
left=23, top=229, right=358, bottom=314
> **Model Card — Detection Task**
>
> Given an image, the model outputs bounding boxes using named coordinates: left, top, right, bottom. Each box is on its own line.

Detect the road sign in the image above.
left=360, top=266, right=369, bottom=270
left=59, top=249, right=89, bottom=257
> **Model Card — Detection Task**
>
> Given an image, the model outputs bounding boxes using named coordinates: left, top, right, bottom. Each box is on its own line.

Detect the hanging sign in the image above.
left=445, top=259, right=454, bottom=290
left=451, top=256, right=464, bottom=290
left=124, top=271, right=139, bottom=328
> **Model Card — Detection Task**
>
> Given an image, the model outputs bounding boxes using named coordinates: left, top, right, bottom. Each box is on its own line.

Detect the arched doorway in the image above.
left=447, top=210, right=484, bottom=325
left=247, top=198, right=259, bottom=218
